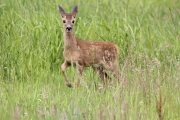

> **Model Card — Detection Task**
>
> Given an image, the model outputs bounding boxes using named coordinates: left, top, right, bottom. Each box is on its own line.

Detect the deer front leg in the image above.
left=75, top=62, right=84, bottom=88
left=61, top=61, right=72, bottom=87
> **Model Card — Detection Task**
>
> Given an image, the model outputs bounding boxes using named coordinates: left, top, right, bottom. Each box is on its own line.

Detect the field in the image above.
left=0, top=0, right=180, bottom=119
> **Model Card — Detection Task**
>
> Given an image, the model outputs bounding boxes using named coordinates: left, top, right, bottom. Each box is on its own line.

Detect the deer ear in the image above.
left=71, top=5, right=78, bottom=16
left=58, top=5, right=66, bottom=17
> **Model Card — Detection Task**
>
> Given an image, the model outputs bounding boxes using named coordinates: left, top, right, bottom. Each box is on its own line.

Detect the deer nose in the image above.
left=66, top=27, right=72, bottom=32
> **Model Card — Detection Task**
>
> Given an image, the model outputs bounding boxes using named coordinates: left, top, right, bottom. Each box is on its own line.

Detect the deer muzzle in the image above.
left=66, top=26, right=72, bottom=32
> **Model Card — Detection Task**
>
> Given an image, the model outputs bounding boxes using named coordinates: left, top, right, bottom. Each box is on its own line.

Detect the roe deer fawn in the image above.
left=58, top=5, right=122, bottom=88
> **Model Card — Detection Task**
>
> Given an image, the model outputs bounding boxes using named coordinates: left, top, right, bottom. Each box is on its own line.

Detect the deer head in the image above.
left=58, top=5, right=78, bottom=33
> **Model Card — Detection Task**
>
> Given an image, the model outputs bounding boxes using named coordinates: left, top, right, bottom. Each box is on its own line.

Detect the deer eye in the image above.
left=72, top=20, right=75, bottom=24
left=63, top=20, right=66, bottom=23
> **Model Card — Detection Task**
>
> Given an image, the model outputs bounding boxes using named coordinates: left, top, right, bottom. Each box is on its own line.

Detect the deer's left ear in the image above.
left=71, top=5, right=78, bottom=16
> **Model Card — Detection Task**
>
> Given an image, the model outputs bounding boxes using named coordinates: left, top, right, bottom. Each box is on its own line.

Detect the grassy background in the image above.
left=0, top=0, right=180, bottom=119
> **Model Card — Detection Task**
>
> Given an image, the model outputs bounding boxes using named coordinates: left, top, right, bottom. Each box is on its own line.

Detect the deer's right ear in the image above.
left=58, top=5, right=66, bottom=17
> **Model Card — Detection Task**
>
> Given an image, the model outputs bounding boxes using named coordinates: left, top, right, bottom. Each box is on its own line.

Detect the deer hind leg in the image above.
left=75, top=62, right=84, bottom=88
left=103, top=60, right=121, bottom=79
left=61, top=61, right=72, bottom=87
left=103, top=61, right=126, bottom=83
left=93, top=66, right=111, bottom=88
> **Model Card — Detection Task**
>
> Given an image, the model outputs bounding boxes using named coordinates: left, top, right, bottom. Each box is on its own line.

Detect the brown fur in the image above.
left=58, top=5, right=121, bottom=88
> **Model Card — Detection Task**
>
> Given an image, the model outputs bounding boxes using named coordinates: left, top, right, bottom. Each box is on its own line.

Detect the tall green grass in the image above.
left=1, top=0, right=180, bottom=119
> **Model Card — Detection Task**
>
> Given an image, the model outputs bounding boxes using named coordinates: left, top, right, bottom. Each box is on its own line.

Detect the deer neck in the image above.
left=64, top=32, right=77, bottom=51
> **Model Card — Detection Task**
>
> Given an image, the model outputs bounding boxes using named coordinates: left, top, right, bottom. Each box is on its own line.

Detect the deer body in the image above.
left=64, top=38, right=118, bottom=66
left=59, top=5, right=121, bottom=88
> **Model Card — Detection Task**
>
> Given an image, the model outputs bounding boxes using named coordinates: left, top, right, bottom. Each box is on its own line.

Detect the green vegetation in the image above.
left=1, top=0, right=180, bottom=119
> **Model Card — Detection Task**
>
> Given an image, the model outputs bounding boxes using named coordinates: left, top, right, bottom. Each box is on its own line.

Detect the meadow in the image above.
left=0, top=0, right=180, bottom=119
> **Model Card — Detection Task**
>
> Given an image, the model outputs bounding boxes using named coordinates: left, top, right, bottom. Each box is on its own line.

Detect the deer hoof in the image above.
left=75, top=83, right=80, bottom=88
left=66, top=82, right=73, bottom=88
